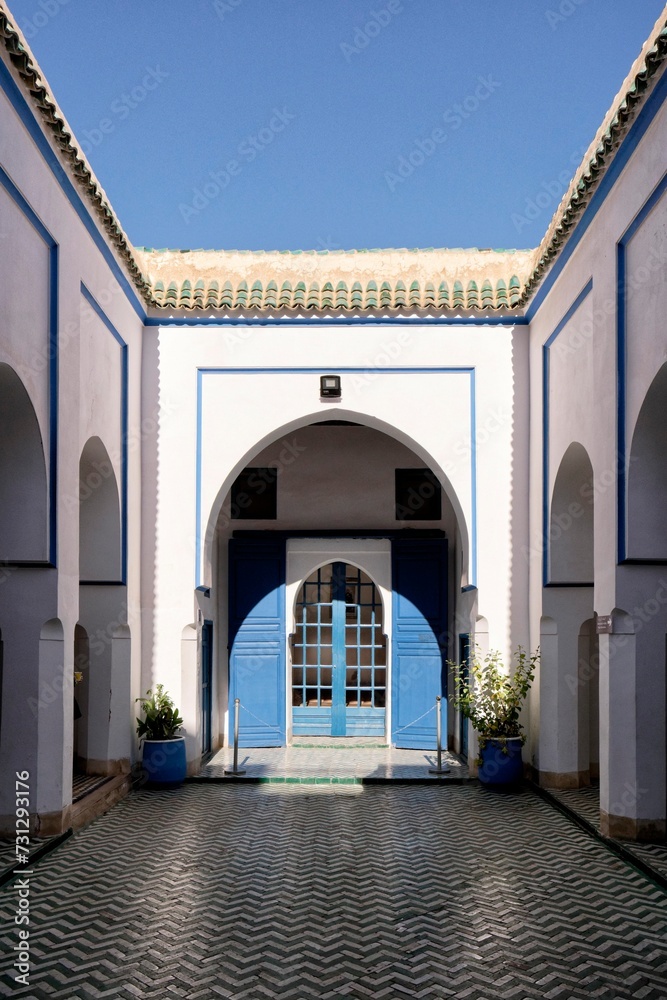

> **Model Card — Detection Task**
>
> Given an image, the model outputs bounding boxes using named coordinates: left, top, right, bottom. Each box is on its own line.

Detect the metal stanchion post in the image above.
left=224, top=698, right=246, bottom=775
left=429, top=695, right=451, bottom=774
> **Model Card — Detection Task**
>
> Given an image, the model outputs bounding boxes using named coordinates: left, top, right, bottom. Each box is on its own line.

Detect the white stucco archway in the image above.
left=202, top=407, right=471, bottom=589
left=0, top=363, right=48, bottom=562
left=79, top=436, right=122, bottom=582
left=549, top=441, right=594, bottom=584
left=627, top=361, right=667, bottom=559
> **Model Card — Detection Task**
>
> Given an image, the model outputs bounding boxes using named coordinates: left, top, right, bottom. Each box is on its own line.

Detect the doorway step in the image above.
left=191, top=739, right=470, bottom=785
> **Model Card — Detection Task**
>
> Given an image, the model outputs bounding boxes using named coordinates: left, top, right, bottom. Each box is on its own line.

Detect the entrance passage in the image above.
left=291, top=563, right=386, bottom=737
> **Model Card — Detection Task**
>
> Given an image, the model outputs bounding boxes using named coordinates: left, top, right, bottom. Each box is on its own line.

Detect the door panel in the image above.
left=392, top=538, right=448, bottom=749
left=229, top=538, right=286, bottom=747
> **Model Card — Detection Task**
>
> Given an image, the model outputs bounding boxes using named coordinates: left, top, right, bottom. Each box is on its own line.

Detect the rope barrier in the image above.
left=390, top=702, right=435, bottom=737
left=238, top=701, right=288, bottom=737
left=228, top=698, right=451, bottom=778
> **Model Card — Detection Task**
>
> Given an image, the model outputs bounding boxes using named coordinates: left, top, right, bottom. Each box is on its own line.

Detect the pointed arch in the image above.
left=79, top=437, right=121, bottom=581
left=549, top=442, right=594, bottom=584
left=0, top=363, right=48, bottom=561
left=202, top=408, right=471, bottom=589
left=627, top=362, right=667, bottom=558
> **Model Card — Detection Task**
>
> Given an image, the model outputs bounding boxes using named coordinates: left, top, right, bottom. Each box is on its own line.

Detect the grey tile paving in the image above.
left=1, top=784, right=666, bottom=999
left=551, top=784, right=667, bottom=881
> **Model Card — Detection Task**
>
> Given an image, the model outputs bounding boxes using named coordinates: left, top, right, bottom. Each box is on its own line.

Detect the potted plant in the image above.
left=136, top=684, right=186, bottom=785
left=449, top=645, right=539, bottom=786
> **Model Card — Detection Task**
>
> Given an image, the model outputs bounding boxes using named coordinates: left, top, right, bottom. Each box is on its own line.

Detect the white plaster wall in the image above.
left=527, top=77, right=667, bottom=822
left=145, top=320, right=529, bottom=736
left=211, top=426, right=455, bottom=745
left=625, top=186, right=667, bottom=435
left=0, top=181, right=50, bottom=441
left=529, top=92, right=667, bottom=635
left=79, top=299, right=123, bottom=464
left=0, top=53, right=145, bottom=828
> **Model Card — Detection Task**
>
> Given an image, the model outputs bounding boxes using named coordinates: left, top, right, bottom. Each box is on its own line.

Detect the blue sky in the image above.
left=8, top=0, right=665, bottom=251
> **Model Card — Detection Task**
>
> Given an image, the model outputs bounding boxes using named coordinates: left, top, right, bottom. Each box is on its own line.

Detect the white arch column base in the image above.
left=599, top=612, right=665, bottom=842
left=181, top=623, right=201, bottom=774
left=36, top=621, right=72, bottom=835
left=537, top=589, right=594, bottom=789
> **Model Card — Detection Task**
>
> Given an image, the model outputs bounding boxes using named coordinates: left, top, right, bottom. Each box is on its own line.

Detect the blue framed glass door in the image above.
left=291, top=562, right=386, bottom=737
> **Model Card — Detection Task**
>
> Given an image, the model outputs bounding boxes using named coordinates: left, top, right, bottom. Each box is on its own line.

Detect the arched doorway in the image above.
left=291, top=562, right=387, bottom=738
left=549, top=441, right=594, bottom=584
left=0, top=363, right=48, bottom=561
left=76, top=437, right=130, bottom=777
left=627, top=361, right=667, bottom=558
left=540, top=441, right=595, bottom=787
left=210, top=419, right=465, bottom=751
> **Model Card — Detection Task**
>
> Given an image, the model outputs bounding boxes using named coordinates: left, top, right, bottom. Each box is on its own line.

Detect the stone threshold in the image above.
left=188, top=773, right=472, bottom=785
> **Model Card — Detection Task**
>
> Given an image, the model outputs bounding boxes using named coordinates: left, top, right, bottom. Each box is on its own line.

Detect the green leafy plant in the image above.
left=135, top=684, right=183, bottom=740
left=449, top=646, right=539, bottom=759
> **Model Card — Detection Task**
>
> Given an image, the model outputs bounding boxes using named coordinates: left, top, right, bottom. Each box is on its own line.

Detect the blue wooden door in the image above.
left=291, top=562, right=386, bottom=737
left=201, top=619, right=213, bottom=754
left=392, top=538, right=448, bottom=749
left=228, top=538, right=286, bottom=746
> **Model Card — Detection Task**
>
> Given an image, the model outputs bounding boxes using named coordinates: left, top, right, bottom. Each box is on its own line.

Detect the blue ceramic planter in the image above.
left=142, top=737, right=187, bottom=785
left=478, top=737, right=523, bottom=786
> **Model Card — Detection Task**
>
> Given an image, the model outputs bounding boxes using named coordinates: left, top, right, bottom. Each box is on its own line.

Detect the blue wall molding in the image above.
left=195, top=366, right=477, bottom=591
left=0, top=59, right=145, bottom=322
left=616, top=169, right=667, bottom=565
left=527, top=70, right=667, bottom=323
left=541, top=279, right=594, bottom=587
left=80, top=284, right=128, bottom=585
left=0, top=164, right=58, bottom=567
left=147, top=315, right=526, bottom=328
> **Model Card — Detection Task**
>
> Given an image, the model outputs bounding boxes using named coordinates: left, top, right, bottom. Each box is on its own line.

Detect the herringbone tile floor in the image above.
left=1, top=784, right=666, bottom=999
left=550, top=784, right=667, bottom=881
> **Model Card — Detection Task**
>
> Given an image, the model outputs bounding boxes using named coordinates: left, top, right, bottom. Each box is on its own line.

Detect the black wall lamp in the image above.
left=320, top=374, right=341, bottom=398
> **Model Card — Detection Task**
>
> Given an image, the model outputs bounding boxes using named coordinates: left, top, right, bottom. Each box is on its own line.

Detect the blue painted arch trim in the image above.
left=0, top=164, right=58, bottom=566
left=80, top=284, right=129, bottom=585
left=616, top=169, right=667, bottom=564
left=195, top=366, right=477, bottom=591
left=0, top=58, right=145, bottom=322
left=541, top=280, right=593, bottom=587
left=526, top=69, right=667, bottom=322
